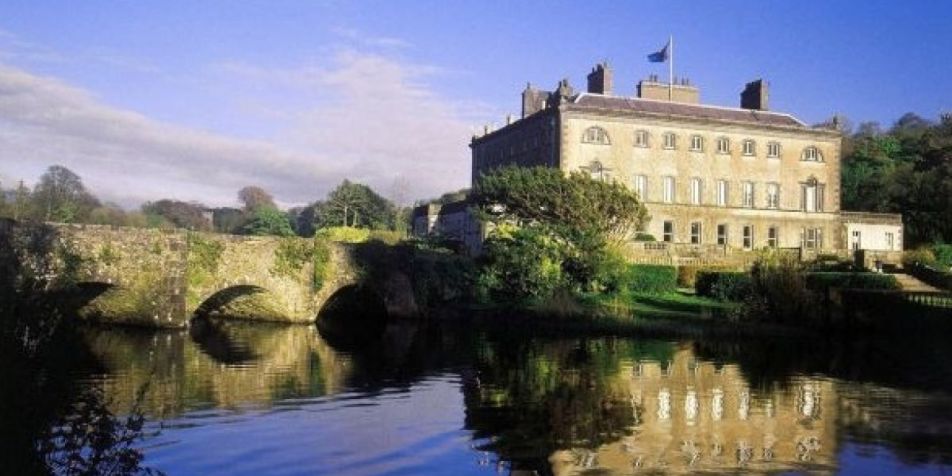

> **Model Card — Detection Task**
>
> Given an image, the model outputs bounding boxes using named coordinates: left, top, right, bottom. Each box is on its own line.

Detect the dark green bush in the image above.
left=633, top=232, right=656, bottom=242
left=804, top=272, right=900, bottom=291
left=696, top=271, right=753, bottom=301
left=620, top=264, right=677, bottom=294
left=677, top=264, right=739, bottom=287
left=907, top=263, right=952, bottom=291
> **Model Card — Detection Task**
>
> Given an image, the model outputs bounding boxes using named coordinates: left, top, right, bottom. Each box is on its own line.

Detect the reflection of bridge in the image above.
left=3, top=222, right=419, bottom=327
left=550, top=346, right=838, bottom=475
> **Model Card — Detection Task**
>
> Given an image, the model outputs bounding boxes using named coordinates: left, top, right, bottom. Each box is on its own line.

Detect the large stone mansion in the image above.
left=415, top=62, right=902, bottom=260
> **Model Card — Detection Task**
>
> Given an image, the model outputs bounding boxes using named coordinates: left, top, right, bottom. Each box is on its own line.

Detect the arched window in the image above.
left=582, top=126, right=611, bottom=145
left=583, top=160, right=611, bottom=181
left=801, top=146, right=823, bottom=162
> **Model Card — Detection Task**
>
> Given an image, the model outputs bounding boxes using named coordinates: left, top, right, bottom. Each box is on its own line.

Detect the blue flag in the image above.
left=647, top=41, right=669, bottom=63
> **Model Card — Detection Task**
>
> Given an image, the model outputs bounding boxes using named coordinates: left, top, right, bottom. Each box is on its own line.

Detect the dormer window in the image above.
left=690, top=135, right=704, bottom=152
left=767, top=141, right=781, bottom=158
left=742, top=140, right=756, bottom=156
left=662, top=132, right=677, bottom=150
left=582, top=126, right=611, bottom=145
left=716, top=137, right=731, bottom=154
left=802, top=146, right=823, bottom=162
left=634, top=130, right=650, bottom=147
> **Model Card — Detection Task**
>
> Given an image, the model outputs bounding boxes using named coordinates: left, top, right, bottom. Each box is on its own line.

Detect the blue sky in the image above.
left=1, top=1, right=949, bottom=207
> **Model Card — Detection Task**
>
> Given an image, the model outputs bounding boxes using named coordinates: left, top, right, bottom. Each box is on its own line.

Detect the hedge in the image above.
left=677, top=264, right=739, bottom=287
left=695, top=271, right=753, bottom=301
left=907, top=263, right=952, bottom=291
left=804, top=272, right=900, bottom=291
left=621, top=264, right=678, bottom=294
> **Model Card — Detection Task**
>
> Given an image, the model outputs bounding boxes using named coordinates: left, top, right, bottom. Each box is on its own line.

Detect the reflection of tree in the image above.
left=461, top=334, right=658, bottom=471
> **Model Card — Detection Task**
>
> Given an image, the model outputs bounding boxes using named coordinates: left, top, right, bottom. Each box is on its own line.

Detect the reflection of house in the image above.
left=467, top=62, right=902, bottom=260
left=411, top=200, right=484, bottom=254
left=550, top=346, right=838, bottom=474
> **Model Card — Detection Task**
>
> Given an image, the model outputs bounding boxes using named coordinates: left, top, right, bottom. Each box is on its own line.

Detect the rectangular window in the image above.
left=690, top=222, right=702, bottom=244
left=743, top=225, right=754, bottom=250
left=690, top=135, right=703, bottom=151
left=690, top=178, right=702, bottom=205
left=717, top=224, right=728, bottom=246
left=634, top=175, right=647, bottom=201
left=635, top=130, right=649, bottom=147
left=717, top=180, right=728, bottom=206
left=743, top=181, right=755, bottom=208
left=663, top=176, right=675, bottom=203
left=767, top=226, right=779, bottom=247
left=743, top=140, right=756, bottom=156
left=851, top=230, right=862, bottom=251
left=802, top=183, right=825, bottom=212
left=766, top=183, right=780, bottom=209
left=886, top=232, right=895, bottom=250
left=663, top=220, right=674, bottom=242
left=663, top=133, right=676, bottom=149
left=767, top=142, right=781, bottom=158
left=717, top=138, right=730, bottom=154
left=802, top=228, right=823, bottom=249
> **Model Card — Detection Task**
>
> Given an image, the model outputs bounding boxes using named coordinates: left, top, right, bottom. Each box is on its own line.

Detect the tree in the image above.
left=237, top=186, right=276, bottom=212
left=141, top=200, right=210, bottom=231
left=473, top=166, right=648, bottom=247
left=473, top=166, right=648, bottom=294
left=320, top=180, right=396, bottom=229
left=240, top=207, right=295, bottom=236
left=31, top=165, right=100, bottom=222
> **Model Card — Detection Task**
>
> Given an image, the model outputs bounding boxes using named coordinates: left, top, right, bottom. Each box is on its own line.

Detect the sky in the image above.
left=1, top=1, right=950, bottom=209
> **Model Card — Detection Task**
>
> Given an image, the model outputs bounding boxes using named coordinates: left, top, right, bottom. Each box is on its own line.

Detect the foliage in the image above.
left=311, top=238, right=331, bottom=291
left=187, top=233, right=223, bottom=274
left=211, top=207, right=244, bottom=234
left=933, top=244, right=952, bottom=270
left=903, top=247, right=937, bottom=268
left=237, top=185, right=276, bottom=212
left=240, top=207, right=295, bottom=236
left=804, top=272, right=900, bottom=291
left=315, top=226, right=371, bottom=243
left=677, top=264, right=739, bottom=288
left=98, top=244, right=120, bottom=266
left=617, top=264, right=678, bottom=295
left=318, top=180, right=397, bottom=230
left=744, top=250, right=821, bottom=324
left=271, top=238, right=313, bottom=278
left=476, top=227, right=568, bottom=303
left=841, top=113, right=952, bottom=245
left=141, top=200, right=210, bottom=231
left=474, top=166, right=648, bottom=247
left=633, top=232, right=656, bottom=242
left=695, top=271, right=753, bottom=301
left=906, top=262, right=952, bottom=291
left=473, top=166, right=648, bottom=299
left=31, top=165, right=101, bottom=223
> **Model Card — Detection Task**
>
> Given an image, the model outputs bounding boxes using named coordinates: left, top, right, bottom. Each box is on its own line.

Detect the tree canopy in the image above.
left=316, top=180, right=396, bottom=230
left=473, top=165, right=648, bottom=247
left=31, top=165, right=100, bottom=223
left=241, top=207, right=295, bottom=236
left=237, top=186, right=276, bottom=212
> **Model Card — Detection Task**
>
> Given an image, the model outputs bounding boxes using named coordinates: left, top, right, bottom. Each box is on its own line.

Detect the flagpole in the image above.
left=668, top=35, right=674, bottom=101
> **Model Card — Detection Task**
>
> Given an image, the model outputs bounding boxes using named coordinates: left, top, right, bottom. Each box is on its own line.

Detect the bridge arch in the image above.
left=192, top=284, right=296, bottom=322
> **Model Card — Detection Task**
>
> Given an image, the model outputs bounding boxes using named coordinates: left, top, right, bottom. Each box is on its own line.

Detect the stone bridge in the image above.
left=1, top=221, right=427, bottom=328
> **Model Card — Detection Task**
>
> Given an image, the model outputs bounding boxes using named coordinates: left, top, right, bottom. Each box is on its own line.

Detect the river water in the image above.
left=61, top=319, right=952, bottom=475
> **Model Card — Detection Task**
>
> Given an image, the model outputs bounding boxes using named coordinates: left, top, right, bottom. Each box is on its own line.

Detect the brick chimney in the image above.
left=586, top=62, right=612, bottom=95
left=740, top=79, right=769, bottom=111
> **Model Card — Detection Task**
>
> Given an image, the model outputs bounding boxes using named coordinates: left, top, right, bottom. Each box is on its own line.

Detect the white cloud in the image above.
left=0, top=46, right=486, bottom=208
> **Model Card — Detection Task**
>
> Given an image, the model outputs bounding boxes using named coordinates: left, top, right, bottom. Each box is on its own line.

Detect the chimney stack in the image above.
left=586, top=62, right=613, bottom=95
left=740, top=79, right=769, bottom=111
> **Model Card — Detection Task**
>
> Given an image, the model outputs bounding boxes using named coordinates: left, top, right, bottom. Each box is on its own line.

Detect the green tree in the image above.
left=31, top=165, right=100, bottom=222
left=241, top=207, right=295, bottom=236
left=320, top=180, right=396, bottom=230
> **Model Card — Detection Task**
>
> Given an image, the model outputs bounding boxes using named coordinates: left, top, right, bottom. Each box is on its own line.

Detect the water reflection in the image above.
left=68, top=321, right=952, bottom=475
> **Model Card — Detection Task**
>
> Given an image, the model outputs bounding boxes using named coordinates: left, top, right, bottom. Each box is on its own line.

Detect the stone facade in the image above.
left=469, top=63, right=903, bottom=258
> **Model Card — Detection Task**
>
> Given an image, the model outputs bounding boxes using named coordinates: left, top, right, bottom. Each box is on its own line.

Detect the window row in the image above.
left=631, top=175, right=825, bottom=212
left=585, top=126, right=824, bottom=162
left=660, top=221, right=825, bottom=250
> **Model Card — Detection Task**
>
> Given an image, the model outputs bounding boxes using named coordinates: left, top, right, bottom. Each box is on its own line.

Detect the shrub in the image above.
left=620, top=264, right=677, bottom=295
left=367, top=229, right=404, bottom=245
left=315, top=226, right=371, bottom=243
left=633, top=232, right=656, bottom=242
left=903, top=247, right=937, bottom=268
left=804, top=272, right=900, bottom=291
left=677, top=264, right=738, bottom=288
left=476, top=227, right=568, bottom=303
left=696, top=271, right=753, bottom=301
left=907, top=262, right=952, bottom=291
left=933, top=244, right=952, bottom=270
